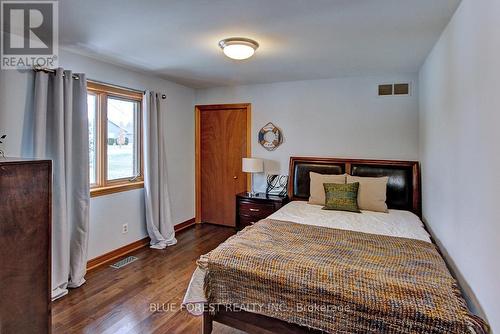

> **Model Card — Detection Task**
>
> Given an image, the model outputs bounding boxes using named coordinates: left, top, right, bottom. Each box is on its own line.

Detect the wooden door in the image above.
left=197, top=104, right=250, bottom=226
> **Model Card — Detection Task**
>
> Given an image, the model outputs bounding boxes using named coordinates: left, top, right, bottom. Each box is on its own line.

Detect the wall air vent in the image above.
left=394, top=83, right=410, bottom=95
left=378, top=83, right=411, bottom=96
left=378, top=84, right=393, bottom=96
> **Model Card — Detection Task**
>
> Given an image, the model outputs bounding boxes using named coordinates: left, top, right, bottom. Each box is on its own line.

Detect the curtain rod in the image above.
left=87, top=78, right=146, bottom=95
left=32, top=67, right=167, bottom=99
left=33, top=67, right=80, bottom=80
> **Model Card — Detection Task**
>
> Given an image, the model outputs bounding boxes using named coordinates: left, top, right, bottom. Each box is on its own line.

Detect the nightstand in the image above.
left=236, top=192, right=289, bottom=229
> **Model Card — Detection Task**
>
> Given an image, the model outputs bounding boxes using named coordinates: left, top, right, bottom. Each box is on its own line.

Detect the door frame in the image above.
left=195, top=103, right=252, bottom=224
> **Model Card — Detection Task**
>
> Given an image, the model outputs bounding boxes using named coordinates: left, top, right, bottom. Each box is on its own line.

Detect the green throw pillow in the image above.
left=323, top=182, right=361, bottom=213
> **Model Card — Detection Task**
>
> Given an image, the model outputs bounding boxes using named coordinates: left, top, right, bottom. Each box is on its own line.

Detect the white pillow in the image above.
left=308, top=172, right=346, bottom=205
left=346, top=175, right=389, bottom=212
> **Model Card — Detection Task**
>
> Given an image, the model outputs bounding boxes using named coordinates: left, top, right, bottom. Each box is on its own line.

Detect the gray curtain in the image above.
left=33, top=68, right=90, bottom=300
left=143, top=91, right=177, bottom=249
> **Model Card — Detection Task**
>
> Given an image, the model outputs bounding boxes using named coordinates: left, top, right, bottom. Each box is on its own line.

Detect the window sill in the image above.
left=90, top=181, right=144, bottom=198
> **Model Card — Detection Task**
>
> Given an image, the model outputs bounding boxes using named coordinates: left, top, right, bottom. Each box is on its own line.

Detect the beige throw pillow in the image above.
left=346, top=175, right=389, bottom=212
left=309, top=172, right=346, bottom=205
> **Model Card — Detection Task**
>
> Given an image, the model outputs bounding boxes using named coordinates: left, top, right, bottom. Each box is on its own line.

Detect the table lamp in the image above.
left=242, top=158, right=264, bottom=197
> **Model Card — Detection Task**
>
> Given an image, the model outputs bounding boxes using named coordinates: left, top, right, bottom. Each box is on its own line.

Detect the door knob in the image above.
left=233, top=176, right=238, bottom=179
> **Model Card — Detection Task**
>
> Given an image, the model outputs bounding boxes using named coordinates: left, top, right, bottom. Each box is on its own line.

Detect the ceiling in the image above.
left=59, top=0, right=461, bottom=88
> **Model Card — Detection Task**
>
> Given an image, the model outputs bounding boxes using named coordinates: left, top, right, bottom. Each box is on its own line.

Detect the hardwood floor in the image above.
left=52, top=224, right=244, bottom=334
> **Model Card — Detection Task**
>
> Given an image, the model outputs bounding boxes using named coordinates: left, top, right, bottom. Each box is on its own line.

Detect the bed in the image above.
left=183, top=157, right=488, bottom=334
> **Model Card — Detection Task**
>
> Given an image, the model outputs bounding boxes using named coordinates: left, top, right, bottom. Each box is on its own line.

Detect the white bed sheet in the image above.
left=182, top=201, right=431, bottom=314
left=268, top=201, right=431, bottom=242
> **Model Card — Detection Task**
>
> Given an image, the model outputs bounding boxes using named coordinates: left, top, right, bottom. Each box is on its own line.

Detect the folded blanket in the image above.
left=199, top=219, right=488, bottom=334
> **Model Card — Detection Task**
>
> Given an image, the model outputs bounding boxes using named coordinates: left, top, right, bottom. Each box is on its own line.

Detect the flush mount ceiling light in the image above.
left=218, top=37, right=259, bottom=60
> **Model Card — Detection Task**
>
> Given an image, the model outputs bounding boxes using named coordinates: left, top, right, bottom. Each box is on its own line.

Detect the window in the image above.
left=87, top=81, right=144, bottom=197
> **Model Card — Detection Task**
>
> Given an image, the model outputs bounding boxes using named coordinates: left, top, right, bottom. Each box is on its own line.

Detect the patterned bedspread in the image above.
left=198, top=219, right=488, bottom=334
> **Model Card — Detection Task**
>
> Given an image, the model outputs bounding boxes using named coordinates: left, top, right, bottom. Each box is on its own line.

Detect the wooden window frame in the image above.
left=87, top=81, right=144, bottom=197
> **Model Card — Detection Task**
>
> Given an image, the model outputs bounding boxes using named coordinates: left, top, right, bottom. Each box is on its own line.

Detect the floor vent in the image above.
left=110, top=256, right=138, bottom=269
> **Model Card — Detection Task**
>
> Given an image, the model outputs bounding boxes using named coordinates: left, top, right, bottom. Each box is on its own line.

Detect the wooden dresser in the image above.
left=0, top=159, right=52, bottom=334
left=236, top=192, right=289, bottom=229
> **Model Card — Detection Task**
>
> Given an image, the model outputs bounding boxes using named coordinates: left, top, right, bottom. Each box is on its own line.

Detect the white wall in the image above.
left=419, top=0, right=500, bottom=331
left=0, top=49, right=195, bottom=259
left=196, top=75, right=419, bottom=191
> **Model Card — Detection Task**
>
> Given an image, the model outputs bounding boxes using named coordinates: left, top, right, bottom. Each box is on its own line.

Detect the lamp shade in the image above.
left=242, top=158, right=263, bottom=173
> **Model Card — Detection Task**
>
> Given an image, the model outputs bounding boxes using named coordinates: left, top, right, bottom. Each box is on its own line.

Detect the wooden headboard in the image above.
left=288, top=157, right=421, bottom=216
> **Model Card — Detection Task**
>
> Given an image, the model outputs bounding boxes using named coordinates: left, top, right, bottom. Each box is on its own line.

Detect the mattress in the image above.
left=183, top=201, right=431, bottom=315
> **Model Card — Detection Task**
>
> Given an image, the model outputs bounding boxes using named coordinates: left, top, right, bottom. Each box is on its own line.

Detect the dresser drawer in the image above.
left=239, top=201, right=275, bottom=218
left=235, top=192, right=289, bottom=230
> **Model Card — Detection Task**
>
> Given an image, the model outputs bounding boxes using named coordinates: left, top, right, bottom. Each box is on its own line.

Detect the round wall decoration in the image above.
left=258, top=122, right=283, bottom=151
